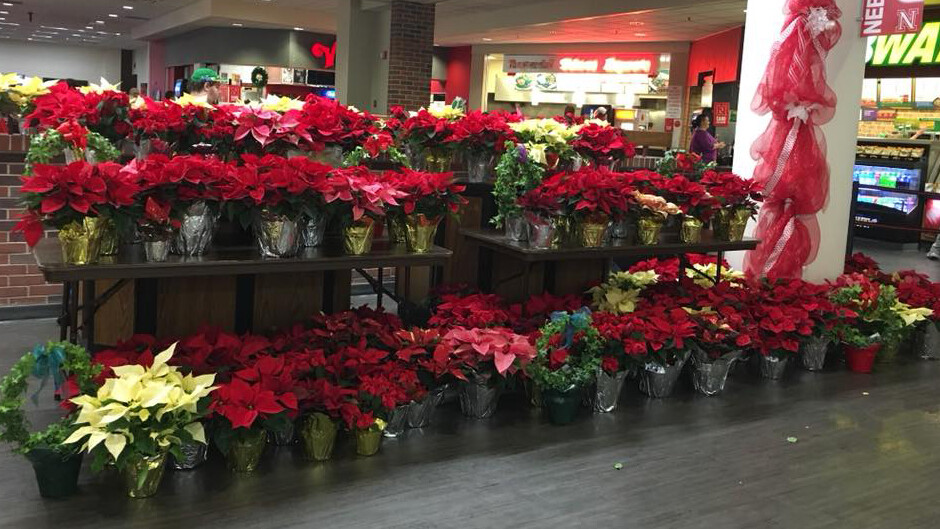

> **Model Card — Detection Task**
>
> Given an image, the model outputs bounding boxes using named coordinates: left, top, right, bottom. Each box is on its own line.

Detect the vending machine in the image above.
left=853, top=139, right=931, bottom=243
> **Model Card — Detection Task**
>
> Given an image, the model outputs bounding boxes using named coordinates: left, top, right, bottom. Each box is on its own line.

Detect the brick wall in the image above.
left=387, top=0, right=435, bottom=111
left=0, top=134, right=62, bottom=309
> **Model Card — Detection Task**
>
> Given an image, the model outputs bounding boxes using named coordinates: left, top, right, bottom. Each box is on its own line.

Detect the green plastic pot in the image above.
left=26, top=448, right=83, bottom=499
left=543, top=386, right=582, bottom=425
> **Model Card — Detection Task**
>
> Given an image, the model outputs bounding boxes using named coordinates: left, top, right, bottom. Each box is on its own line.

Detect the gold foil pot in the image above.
left=553, top=216, right=573, bottom=247
left=386, top=213, right=407, bottom=245
left=404, top=213, right=441, bottom=253
left=420, top=148, right=453, bottom=173
left=58, top=217, right=105, bottom=265
left=343, top=217, right=376, bottom=255
left=637, top=214, right=665, bottom=245
left=714, top=207, right=751, bottom=242
left=578, top=213, right=609, bottom=248
left=680, top=215, right=704, bottom=244
left=226, top=428, right=267, bottom=473
left=97, top=217, right=119, bottom=256
left=300, top=413, right=338, bottom=462
left=355, top=426, right=383, bottom=457
left=123, top=452, right=168, bottom=499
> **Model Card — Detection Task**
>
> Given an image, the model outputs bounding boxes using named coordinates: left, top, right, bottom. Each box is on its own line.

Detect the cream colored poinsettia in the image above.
left=428, top=106, right=464, bottom=120
left=0, top=74, right=54, bottom=106
left=259, top=94, right=304, bottom=113
left=79, top=77, right=121, bottom=94
left=510, top=119, right=577, bottom=148
left=175, top=92, right=214, bottom=108
left=892, top=301, right=933, bottom=326
left=589, top=270, right=659, bottom=314
left=65, top=344, right=216, bottom=461
left=686, top=263, right=745, bottom=288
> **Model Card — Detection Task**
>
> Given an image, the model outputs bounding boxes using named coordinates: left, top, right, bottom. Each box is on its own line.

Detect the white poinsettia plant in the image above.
left=509, top=119, right=577, bottom=162
left=589, top=269, right=659, bottom=314
left=685, top=263, right=746, bottom=289
left=65, top=344, right=216, bottom=470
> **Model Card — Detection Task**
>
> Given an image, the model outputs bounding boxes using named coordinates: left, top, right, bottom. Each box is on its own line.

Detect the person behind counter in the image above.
left=690, top=115, right=725, bottom=163
left=188, top=68, right=221, bottom=105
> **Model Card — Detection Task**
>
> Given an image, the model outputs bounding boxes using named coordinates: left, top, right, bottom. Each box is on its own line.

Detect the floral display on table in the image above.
left=529, top=309, right=602, bottom=424
left=65, top=345, right=215, bottom=497
left=385, top=169, right=466, bottom=253
left=321, top=165, right=406, bottom=254
left=699, top=170, right=763, bottom=243
left=448, top=110, right=516, bottom=182
left=492, top=142, right=547, bottom=239
left=632, top=190, right=682, bottom=245
left=401, top=108, right=462, bottom=172
left=0, top=342, right=99, bottom=498
left=570, top=121, right=636, bottom=170
left=25, top=121, right=120, bottom=170
left=508, top=118, right=577, bottom=170
left=0, top=74, right=56, bottom=129
left=657, top=176, right=719, bottom=243
left=655, top=149, right=715, bottom=179
left=25, top=80, right=132, bottom=143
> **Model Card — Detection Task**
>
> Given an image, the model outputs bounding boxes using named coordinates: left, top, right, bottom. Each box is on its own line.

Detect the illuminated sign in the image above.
left=861, top=0, right=924, bottom=37
left=866, top=20, right=940, bottom=65
left=311, top=41, right=337, bottom=69
left=504, top=54, right=658, bottom=75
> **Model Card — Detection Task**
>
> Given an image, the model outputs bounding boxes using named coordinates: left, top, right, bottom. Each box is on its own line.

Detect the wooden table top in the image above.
left=461, top=228, right=759, bottom=262
left=33, top=239, right=452, bottom=282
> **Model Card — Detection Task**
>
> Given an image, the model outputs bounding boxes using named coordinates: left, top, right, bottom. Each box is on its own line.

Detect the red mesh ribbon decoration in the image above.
left=743, top=0, right=842, bottom=279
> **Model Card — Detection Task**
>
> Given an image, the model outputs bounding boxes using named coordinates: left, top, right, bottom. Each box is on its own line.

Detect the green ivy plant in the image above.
left=343, top=145, right=410, bottom=168
left=0, top=341, right=101, bottom=456
left=491, top=141, right=545, bottom=228
left=25, top=129, right=120, bottom=174
left=528, top=309, right=602, bottom=392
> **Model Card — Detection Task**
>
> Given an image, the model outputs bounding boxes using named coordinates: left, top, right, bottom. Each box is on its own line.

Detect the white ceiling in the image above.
left=0, top=0, right=747, bottom=48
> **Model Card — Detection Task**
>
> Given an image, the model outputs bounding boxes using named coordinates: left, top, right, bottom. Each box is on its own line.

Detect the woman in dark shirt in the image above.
left=689, top=115, right=725, bottom=163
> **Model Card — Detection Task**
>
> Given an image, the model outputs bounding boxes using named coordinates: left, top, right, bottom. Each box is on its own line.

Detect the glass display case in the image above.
left=853, top=139, right=931, bottom=243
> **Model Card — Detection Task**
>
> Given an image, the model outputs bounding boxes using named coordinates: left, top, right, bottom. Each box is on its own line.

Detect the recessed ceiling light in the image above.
left=482, top=37, right=492, bottom=41
left=108, top=13, right=118, bottom=18
left=2, top=3, right=13, bottom=6
left=122, top=5, right=133, bottom=9
left=232, top=22, right=243, bottom=26
left=293, top=27, right=303, bottom=31
left=0, top=11, right=8, bottom=14
left=95, top=20, right=104, bottom=24
left=85, top=26, right=93, bottom=29
left=635, top=32, right=647, bottom=37
left=72, top=33, right=80, bottom=37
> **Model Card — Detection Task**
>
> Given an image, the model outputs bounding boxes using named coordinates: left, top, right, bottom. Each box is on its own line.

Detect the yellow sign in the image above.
left=867, top=21, right=940, bottom=65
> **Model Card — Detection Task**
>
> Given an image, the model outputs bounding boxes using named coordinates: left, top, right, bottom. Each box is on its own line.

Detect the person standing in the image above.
left=689, top=115, right=725, bottom=163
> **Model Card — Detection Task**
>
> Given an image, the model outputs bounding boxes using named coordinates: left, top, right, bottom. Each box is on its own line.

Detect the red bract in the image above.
left=661, top=175, right=719, bottom=221
left=509, top=293, right=588, bottom=335
left=401, top=109, right=456, bottom=150
left=571, top=123, right=636, bottom=162
left=448, top=110, right=515, bottom=152
left=56, top=120, right=89, bottom=149
left=210, top=377, right=287, bottom=430
left=387, top=168, right=466, bottom=217
left=429, top=292, right=512, bottom=328
left=699, top=171, right=763, bottom=209
left=529, top=168, right=633, bottom=217
left=321, top=166, right=405, bottom=220
left=894, top=270, right=940, bottom=319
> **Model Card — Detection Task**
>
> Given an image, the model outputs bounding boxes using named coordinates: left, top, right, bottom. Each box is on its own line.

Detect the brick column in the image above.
left=0, top=134, right=62, bottom=310
left=387, top=0, right=435, bottom=111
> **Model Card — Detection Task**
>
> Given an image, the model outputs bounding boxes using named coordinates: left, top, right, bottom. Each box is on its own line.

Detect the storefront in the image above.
left=161, top=27, right=336, bottom=103
left=855, top=12, right=940, bottom=243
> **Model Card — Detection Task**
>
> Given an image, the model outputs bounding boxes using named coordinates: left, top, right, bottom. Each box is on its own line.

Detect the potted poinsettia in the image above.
left=15, top=161, right=138, bottom=264
left=632, top=305, right=697, bottom=397
left=571, top=121, right=636, bottom=169
left=743, top=279, right=816, bottom=379
left=437, top=326, right=536, bottom=419
left=343, top=129, right=410, bottom=169
left=392, top=328, right=457, bottom=429
left=659, top=175, right=719, bottom=243
left=401, top=108, right=461, bottom=172
left=699, top=171, right=762, bottom=242
left=493, top=142, right=547, bottom=240
left=894, top=271, right=940, bottom=359
left=508, top=118, right=577, bottom=171
left=541, top=168, right=631, bottom=248
left=385, top=168, right=466, bottom=252
left=589, top=269, right=659, bottom=315
left=320, top=166, right=406, bottom=255
left=655, top=149, right=715, bottom=179
left=518, top=181, right=563, bottom=249
left=685, top=284, right=755, bottom=395
left=448, top=110, right=515, bottom=182
left=129, top=98, right=187, bottom=158
left=828, top=274, right=907, bottom=373
left=631, top=190, right=682, bottom=245
left=65, top=345, right=216, bottom=498
left=0, top=341, right=100, bottom=498
left=529, top=309, right=601, bottom=425
left=428, top=292, right=513, bottom=328
left=26, top=120, right=120, bottom=171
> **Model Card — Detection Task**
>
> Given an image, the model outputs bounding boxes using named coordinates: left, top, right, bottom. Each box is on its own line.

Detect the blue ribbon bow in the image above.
left=30, top=343, right=66, bottom=404
left=550, top=307, right=592, bottom=348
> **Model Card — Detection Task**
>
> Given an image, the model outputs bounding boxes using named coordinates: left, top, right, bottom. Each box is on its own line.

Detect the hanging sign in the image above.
left=503, top=54, right=658, bottom=75
left=713, top=102, right=730, bottom=127
left=665, top=85, right=683, bottom=119
left=866, top=19, right=940, bottom=65
left=861, top=0, right=924, bottom=37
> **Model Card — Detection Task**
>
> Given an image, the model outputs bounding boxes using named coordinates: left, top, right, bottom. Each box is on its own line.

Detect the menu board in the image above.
left=861, top=78, right=878, bottom=107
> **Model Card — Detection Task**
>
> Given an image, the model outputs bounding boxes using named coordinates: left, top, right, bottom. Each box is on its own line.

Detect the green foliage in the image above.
left=0, top=341, right=100, bottom=456
left=491, top=142, right=545, bottom=228
left=830, top=284, right=905, bottom=347
left=25, top=129, right=119, bottom=174
left=528, top=310, right=602, bottom=392
left=343, top=145, right=411, bottom=168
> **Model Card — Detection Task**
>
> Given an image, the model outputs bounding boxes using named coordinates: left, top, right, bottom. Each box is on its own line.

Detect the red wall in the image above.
left=687, top=27, right=743, bottom=87
left=444, top=46, right=472, bottom=104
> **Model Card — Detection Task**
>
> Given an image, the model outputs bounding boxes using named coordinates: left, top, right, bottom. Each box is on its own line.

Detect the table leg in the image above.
left=522, top=262, right=532, bottom=301
left=376, top=267, right=384, bottom=309
left=68, top=281, right=79, bottom=344
left=59, top=282, right=71, bottom=341
left=715, top=252, right=724, bottom=284
left=82, top=280, right=95, bottom=350
left=478, top=247, right=494, bottom=292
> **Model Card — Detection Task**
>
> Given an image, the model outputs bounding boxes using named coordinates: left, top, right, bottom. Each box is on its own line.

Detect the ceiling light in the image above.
left=0, top=11, right=8, bottom=14
left=482, top=37, right=492, bottom=41
left=122, top=5, right=133, bottom=9
left=85, top=26, right=93, bottom=29
left=293, top=27, right=303, bottom=31
left=635, top=32, right=647, bottom=37
left=72, top=33, right=80, bottom=37
left=2, top=2, right=13, bottom=6
left=232, top=22, right=243, bottom=26
left=108, top=14, right=118, bottom=18
left=95, top=20, right=105, bottom=24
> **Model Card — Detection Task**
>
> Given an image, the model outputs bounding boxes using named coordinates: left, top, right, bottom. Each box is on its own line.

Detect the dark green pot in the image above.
left=26, top=448, right=83, bottom=499
left=543, top=386, right=582, bottom=425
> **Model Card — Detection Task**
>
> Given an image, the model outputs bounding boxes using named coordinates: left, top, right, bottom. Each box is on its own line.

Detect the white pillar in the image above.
left=335, top=0, right=390, bottom=113
left=731, top=0, right=867, bottom=281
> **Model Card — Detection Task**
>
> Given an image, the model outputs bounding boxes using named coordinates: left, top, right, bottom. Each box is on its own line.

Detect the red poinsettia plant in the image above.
left=15, top=161, right=138, bottom=247
left=448, top=110, right=515, bottom=155
left=743, top=278, right=816, bottom=357
left=535, top=167, right=633, bottom=219
left=595, top=304, right=697, bottom=368
left=400, top=109, right=457, bottom=153
left=320, top=165, right=405, bottom=225
left=296, top=95, right=375, bottom=152
left=221, top=154, right=331, bottom=227
left=25, top=82, right=132, bottom=142
left=571, top=123, right=636, bottom=164
left=129, top=98, right=187, bottom=154
left=699, top=171, right=763, bottom=214
left=659, top=175, right=720, bottom=222
left=386, top=168, right=466, bottom=219
left=894, top=270, right=940, bottom=322
left=429, top=292, right=513, bottom=328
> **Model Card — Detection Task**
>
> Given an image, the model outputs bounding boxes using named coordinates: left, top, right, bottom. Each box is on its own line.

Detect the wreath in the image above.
left=251, top=66, right=269, bottom=89
left=0, top=341, right=101, bottom=456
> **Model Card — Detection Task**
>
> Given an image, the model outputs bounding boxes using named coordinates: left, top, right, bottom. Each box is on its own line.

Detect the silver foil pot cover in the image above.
left=255, top=214, right=302, bottom=258
left=801, top=336, right=830, bottom=371
left=458, top=373, right=502, bottom=419
left=593, top=368, right=629, bottom=413
left=173, top=201, right=219, bottom=257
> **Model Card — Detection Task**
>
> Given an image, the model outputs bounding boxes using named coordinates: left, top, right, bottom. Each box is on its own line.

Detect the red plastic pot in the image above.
left=844, top=343, right=881, bottom=373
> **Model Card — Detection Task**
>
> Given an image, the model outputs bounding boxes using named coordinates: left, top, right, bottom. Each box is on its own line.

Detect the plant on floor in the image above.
left=528, top=309, right=602, bottom=391
left=829, top=274, right=905, bottom=347
left=589, top=269, right=660, bottom=314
